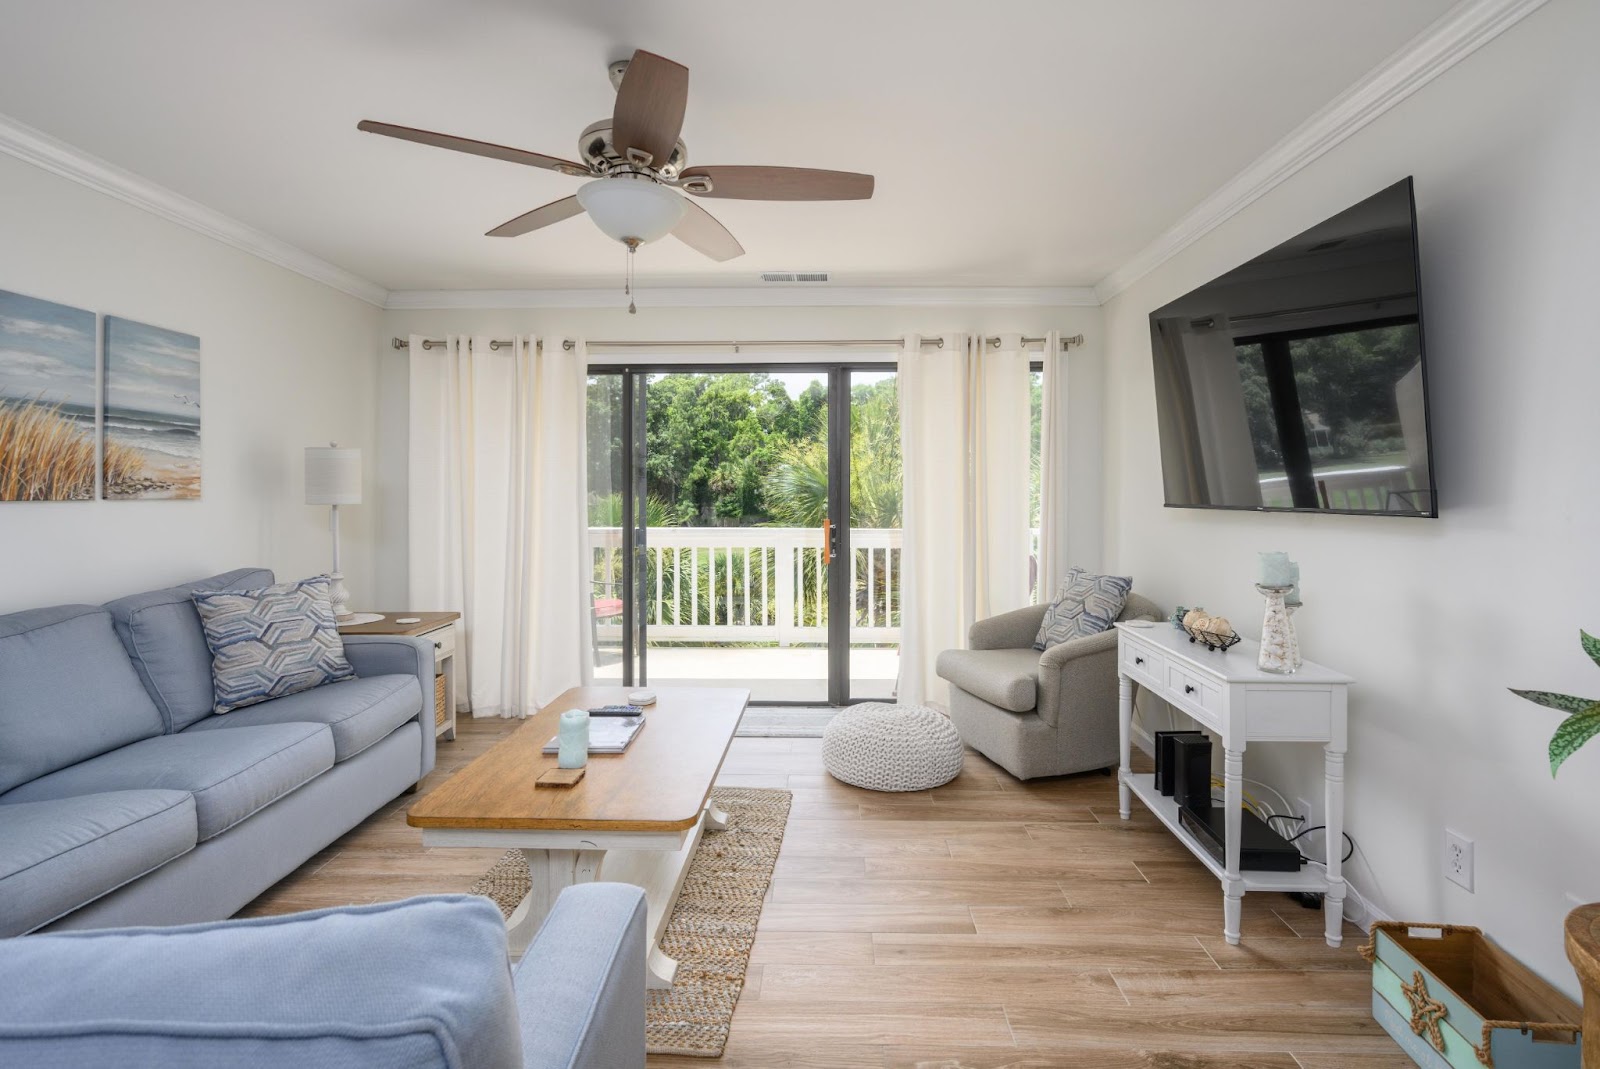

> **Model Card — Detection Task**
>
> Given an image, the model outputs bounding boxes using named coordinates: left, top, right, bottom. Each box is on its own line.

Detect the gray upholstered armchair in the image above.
left=935, top=593, right=1163, bottom=780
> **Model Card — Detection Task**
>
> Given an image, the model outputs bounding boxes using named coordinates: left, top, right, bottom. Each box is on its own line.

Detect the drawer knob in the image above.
left=1184, top=684, right=1196, bottom=695
left=1134, top=656, right=1144, bottom=665
left=434, top=641, right=443, bottom=650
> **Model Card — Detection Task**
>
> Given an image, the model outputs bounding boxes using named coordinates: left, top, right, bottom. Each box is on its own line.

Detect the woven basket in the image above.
left=433, top=673, right=447, bottom=728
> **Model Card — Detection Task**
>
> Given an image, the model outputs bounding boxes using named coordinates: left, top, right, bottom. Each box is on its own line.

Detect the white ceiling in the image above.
left=0, top=0, right=1458, bottom=293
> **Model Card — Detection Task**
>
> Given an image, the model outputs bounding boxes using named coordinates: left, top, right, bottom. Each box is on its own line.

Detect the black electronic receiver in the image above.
left=1178, top=805, right=1303, bottom=872
left=586, top=705, right=644, bottom=716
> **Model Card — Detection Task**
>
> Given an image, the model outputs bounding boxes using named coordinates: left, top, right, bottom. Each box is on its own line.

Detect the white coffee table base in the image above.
left=424, top=804, right=729, bottom=990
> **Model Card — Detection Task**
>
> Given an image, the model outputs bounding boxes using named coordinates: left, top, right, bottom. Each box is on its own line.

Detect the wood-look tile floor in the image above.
left=241, top=718, right=1408, bottom=1069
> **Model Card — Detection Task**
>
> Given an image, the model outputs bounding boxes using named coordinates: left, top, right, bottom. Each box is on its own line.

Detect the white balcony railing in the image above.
left=589, top=526, right=902, bottom=647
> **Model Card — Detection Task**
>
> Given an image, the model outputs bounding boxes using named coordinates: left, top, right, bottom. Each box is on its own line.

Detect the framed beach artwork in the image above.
left=0, top=287, right=98, bottom=501
left=103, top=316, right=201, bottom=499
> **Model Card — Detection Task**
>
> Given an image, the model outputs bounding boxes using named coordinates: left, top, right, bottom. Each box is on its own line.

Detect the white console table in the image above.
left=1115, top=622, right=1352, bottom=947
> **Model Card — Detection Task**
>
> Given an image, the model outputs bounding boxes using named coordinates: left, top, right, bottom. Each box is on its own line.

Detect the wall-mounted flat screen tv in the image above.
left=1149, top=177, right=1435, bottom=517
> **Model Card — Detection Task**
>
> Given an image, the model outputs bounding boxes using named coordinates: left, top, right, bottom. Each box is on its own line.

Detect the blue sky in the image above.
left=105, top=316, right=200, bottom=423
left=0, top=288, right=96, bottom=410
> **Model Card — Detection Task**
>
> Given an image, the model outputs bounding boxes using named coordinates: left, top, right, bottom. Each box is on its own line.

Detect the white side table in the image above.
left=339, top=611, right=461, bottom=741
left=1115, top=622, right=1353, bottom=947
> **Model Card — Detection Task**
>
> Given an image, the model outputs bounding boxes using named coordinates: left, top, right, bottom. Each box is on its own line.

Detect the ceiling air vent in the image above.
left=760, top=272, right=829, bottom=283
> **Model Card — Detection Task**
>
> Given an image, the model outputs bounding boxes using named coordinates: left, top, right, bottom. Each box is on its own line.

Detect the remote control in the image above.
left=586, top=705, right=644, bottom=716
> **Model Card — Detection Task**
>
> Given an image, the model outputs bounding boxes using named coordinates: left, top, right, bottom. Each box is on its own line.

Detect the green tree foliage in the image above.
left=762, top=376, right=901, bottom=529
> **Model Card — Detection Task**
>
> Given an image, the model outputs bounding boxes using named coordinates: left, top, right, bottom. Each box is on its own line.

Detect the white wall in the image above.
left=1101, top=0, right=1598, bottom=994
left=0, top=151, right=382, bottom=612
left=376, top=303, right=1104, bottom=603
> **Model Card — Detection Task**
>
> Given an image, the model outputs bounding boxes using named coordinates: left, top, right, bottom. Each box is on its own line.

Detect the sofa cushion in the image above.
left=935, top=647, right=1040, bottom=713
left=0, top=790, right=197, bottom=937
left=0, top=895, right=523, bottom=1069
left=0, top=723, right=335, bottom=842
left=194, top=576, right=356, bottom=714
left=0, top=604, right=167, bottom=795
left=185, top=674, right=422, bottom=762
left=104, top=568, right=275, bottom=732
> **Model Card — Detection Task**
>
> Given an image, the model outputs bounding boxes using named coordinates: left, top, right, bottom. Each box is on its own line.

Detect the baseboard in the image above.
left=1341, top=880, right=1392, bottom=933
left=1130, top=720, right=1155, bottom=758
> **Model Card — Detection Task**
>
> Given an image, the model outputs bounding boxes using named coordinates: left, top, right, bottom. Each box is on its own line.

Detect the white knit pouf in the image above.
left=822, top=702, right=964, bottom=792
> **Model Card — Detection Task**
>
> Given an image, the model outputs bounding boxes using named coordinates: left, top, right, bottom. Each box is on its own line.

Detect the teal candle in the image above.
left=1259, top=551, right=1296, bottom=588
left=558, top=709, right=589, bottom=769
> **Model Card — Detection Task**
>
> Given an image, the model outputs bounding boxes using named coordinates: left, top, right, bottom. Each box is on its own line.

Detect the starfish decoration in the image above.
left=1400, top=969, right=1449, bottom=1052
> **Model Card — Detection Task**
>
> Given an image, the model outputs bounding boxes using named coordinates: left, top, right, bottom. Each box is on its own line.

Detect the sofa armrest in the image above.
left=342, top=635, right=436, bottom=780
left=515, top=883, right=647, bottom=1069
left=969, top=604, right=1049, bottom=650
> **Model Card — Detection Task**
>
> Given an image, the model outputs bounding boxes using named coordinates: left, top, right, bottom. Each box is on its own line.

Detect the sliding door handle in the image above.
left=821, top=518, right=834, bottom=565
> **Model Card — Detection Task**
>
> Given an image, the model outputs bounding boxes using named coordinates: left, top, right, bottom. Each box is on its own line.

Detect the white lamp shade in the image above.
left=305, top=446, right=362, bottom=505
left=576, top=174, right=686, bottom=244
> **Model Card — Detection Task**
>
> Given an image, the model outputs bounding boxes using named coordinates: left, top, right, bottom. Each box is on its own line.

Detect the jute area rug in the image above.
left=468, top=786, right=793, bottom=1058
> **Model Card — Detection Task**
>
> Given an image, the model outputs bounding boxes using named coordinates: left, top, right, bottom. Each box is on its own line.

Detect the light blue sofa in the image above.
left=0, top=568, right=435, bottom=936
left=0, top=885, right=647, bottom=1069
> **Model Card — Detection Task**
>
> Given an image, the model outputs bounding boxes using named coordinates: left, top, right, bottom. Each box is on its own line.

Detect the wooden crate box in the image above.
left=1362, top=922, right=1580, bottom=1068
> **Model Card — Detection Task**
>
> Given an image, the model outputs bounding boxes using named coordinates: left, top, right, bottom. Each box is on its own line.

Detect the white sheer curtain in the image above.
left=1037, top=329, right=1075, bottom=596
left=973, top=333, right=1033, bottom=619
left=407, top=334, right=590, bottom=718
left=897, top=332, right=1033, bottom=707
left=897, top=333, right=973, bottom=707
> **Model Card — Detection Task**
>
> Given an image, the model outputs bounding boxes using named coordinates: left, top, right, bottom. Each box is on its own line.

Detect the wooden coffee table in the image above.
left=407, top=685, right=748, bottom=988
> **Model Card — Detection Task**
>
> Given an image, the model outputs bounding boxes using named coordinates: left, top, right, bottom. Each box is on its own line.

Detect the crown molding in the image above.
left=1093, top=0, right=1551, bottom=303
left=0, top=112, right=389, bottom=307
left=383, top=285, right=1100, bottom=311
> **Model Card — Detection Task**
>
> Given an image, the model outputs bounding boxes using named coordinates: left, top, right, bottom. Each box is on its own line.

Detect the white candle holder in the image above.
left=1256, top=584, right=1300, bottom=674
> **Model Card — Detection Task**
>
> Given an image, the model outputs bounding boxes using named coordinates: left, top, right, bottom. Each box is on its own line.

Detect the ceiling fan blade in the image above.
left=611, top=50, right=688, bottom=167
left=357, top=120, right=587, bottom=177
left=486, top=196, right=586, bottom=238
left=672, top=199, right=744, bottom=262
left=679, top=165, right=874, bottom=201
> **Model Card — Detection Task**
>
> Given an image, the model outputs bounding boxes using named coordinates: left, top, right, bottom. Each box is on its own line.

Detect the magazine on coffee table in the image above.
left=541, top=715, right=645, bottom=755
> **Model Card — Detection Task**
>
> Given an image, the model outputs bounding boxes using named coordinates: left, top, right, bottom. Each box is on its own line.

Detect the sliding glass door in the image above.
left=585, top=362, right=899, bottom=705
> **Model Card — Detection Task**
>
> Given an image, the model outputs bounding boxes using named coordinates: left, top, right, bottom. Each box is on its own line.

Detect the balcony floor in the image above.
left=593, top=645, right=898, bottom=704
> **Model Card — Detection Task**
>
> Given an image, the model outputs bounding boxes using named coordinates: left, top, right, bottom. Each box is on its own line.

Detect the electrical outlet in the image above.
left=1295, top=796, right=1316, bottom=823
left=1444, top=830, right=1475, bottom=892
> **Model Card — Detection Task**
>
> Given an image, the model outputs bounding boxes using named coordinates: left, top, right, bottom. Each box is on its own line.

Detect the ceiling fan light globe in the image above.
left=576, top=174, right=686, bottom=245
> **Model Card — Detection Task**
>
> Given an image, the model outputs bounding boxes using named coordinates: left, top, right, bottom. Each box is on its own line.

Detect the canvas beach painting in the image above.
left=103, top=316, right=201, bottom=499
left=0, top=288, right=99, bottom=501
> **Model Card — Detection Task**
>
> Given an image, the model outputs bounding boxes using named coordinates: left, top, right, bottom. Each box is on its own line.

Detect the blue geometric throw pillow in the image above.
left=1033, top=569, right=1134, bottom=651
left=193, top=576, right=355, bottom=713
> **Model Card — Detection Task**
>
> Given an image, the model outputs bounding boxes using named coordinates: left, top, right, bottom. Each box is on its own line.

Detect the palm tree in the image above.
left=761, top=380, right=902, bottom=628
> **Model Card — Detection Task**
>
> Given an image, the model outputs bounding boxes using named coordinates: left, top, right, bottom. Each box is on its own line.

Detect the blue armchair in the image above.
left=0, top=884, right=646, bottom=1069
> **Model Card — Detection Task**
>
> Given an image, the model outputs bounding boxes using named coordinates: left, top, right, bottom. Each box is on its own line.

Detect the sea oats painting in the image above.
left=103, top=316, right=201, bottom=499
left=0, top=288, right=98, bottom=501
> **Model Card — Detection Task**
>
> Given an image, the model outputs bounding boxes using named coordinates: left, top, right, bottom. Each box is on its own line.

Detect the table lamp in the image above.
left=304, top=443, right=374, bottom=623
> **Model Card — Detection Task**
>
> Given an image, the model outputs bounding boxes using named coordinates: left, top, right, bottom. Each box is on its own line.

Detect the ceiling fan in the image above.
left=357, top=49, right=874, bottom=275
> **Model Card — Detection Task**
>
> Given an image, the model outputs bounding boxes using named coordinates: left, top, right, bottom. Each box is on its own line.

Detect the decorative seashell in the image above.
left=1182, top=608, right=1207, bottom=629
left=1188, top=613, right=1214, bottom=633
left=1206, top=616, right=1235, bottom=638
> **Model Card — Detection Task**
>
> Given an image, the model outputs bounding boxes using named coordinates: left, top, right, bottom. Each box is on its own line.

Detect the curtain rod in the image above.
left=391, top=334, right=1084, bottom=352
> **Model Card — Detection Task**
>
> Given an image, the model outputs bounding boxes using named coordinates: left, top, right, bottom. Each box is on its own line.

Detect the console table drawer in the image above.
left=1167, top=663, right=1223, bottom=720
left=1121, top=642, right=1164, bottom=686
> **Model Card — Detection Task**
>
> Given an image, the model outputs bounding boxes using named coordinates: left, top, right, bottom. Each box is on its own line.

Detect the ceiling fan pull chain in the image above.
left=626, top=241, right=637, bottom=315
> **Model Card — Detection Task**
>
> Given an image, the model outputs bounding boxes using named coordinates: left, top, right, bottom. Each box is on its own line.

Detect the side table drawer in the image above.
left=1121, top=641, right=1164, bottom=687
left=426, top=622, right=457, bottom=659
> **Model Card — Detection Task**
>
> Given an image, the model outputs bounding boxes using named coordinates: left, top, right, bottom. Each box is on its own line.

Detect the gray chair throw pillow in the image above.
left=1033, top=569, right=1134, bottom=650
left=193, top=576, right=355, bottom=714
